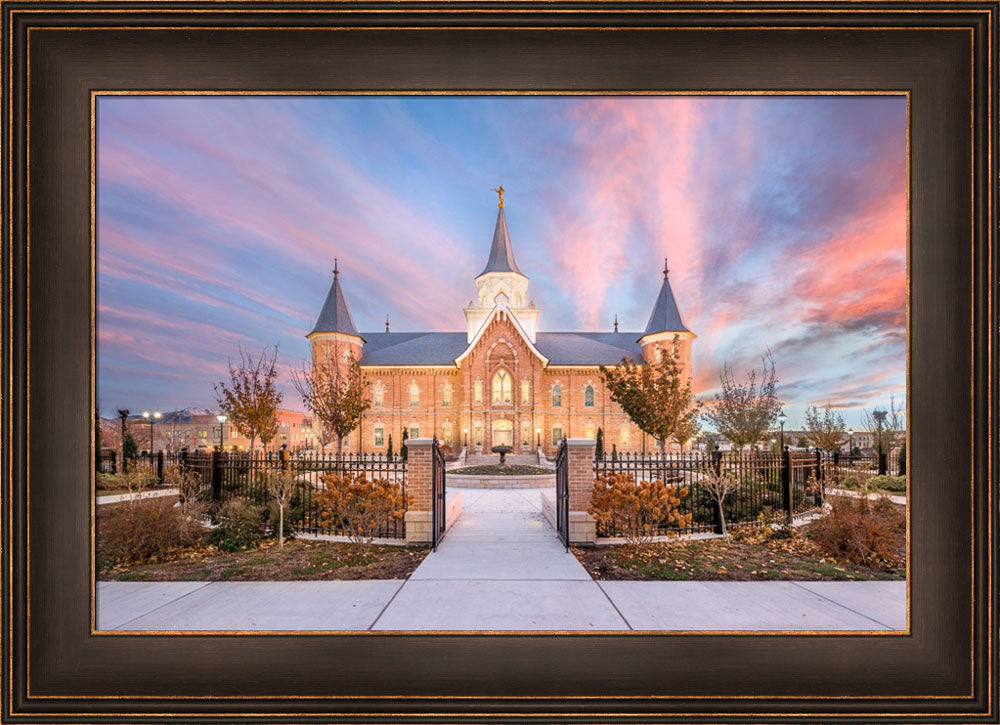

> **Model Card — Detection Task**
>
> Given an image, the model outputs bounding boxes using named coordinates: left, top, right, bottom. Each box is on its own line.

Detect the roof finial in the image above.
left=490, top=185, right=505, bottom=208
left=385, top=314, right=390, bottom=333
left=614, top=314, right=619, bottom=333
left=333, top=258, right=339, bottom=279
left=663, top=256, right=670, bottom=279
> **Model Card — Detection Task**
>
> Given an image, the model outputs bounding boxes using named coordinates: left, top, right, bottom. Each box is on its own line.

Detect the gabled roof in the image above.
left=310, top=266, right=362, bottom=338
left=455, top=303, right=548, bottom=366
left=477, top=207, right=524, bottom=277
left=357, top=331, right=643, bottom=366
left=642, top=260, right=690, bottom=336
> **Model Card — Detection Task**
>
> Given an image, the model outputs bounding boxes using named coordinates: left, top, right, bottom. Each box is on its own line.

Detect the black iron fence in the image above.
left=591, top=448, right=862, bottom=537
left=181, top=449, right=409, bottom=539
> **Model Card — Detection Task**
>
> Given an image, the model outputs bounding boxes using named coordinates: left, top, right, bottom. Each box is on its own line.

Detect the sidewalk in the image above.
left=96, top=487, right=906, bottom=632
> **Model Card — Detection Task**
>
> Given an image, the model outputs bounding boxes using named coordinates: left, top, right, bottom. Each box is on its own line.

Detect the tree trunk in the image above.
left=278, top=502, right=285, bottom=549
left=337, top=435, right=344, bottom=455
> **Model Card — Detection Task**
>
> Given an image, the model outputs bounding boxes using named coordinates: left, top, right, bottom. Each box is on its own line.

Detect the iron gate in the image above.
left=555, top=439, right=569, bottom=549
left=432, top=440, right=447, bottom=549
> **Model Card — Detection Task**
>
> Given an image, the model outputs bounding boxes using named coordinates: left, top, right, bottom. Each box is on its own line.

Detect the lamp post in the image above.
left=778, top=411, right=787, bottom=450
left=536, top=427, right=541, bottom=450
left=141, top=410, right=161, bottom=453
left=217, top=414, right=228, bottom=451
left=847, top=428, right=855, bottom=460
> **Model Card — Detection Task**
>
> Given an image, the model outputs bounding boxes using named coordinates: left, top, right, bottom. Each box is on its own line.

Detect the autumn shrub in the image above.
left=316, top=472, right=409, bottom=546
left=838, top=463, right=876, bottom=490
left=589, top=472, right=693, bottom=545
left=162, top=464, right=205, bottom=509
left=102, top=497, right=205, bottom=565
left=807, top=495, right=904, bottom=568
left=210, top=499, right=265, bottom=552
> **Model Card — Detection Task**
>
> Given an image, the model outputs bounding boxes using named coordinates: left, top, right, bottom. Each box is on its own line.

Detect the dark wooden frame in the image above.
left=2, top=2, right=997, bottom=722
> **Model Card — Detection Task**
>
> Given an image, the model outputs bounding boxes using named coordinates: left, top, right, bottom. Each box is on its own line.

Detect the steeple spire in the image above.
left=477, top=196, right=524, bottom=277
left=385, top=314, right=390, bottom=333
left=310, top=260, right=362, bottom=338
left=641, top=259, right=690, bottom=337
left=614, top=314, right=619, bottom=333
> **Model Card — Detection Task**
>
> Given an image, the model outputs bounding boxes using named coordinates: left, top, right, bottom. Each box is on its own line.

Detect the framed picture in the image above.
left=3, top=1, right=996, bottom=722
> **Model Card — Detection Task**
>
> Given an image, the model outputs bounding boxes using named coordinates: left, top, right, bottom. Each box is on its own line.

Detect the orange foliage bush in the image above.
left=316, top=472, right=409, bottom=546
left=807, top=496, right=904, bottom=568
left=589, top=472, right=693, bottom=545
left=102, top=497, right=205, bottom=565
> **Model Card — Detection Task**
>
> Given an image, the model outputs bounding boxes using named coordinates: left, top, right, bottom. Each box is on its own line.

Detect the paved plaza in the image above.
left=97, top=487, right=907, bottom=632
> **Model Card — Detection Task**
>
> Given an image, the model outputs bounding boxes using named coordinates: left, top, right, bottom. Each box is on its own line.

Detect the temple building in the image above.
left=306, top=190, right=695, bottom=455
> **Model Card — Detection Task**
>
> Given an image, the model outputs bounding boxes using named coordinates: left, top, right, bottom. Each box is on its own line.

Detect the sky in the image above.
left=96, top=95, right=906, bottom=429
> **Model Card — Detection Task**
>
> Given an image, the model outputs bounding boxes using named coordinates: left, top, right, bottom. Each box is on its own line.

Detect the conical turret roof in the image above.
left=310, top=261, right=362, bottom=338
left=478, top=207, right=524, bottom=277
left=642, top=258, right=690, bottom=336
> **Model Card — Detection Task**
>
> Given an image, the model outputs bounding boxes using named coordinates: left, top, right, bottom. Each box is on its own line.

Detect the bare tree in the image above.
left=801, top=404, right=848, bottom=452
left=291, top=343, right=370, bottom=455
left=703, top=350, right=782, bottom=450
left=700, top=463, right=741, bottom=538
left=599, top=335, right=701, bottom=455
left=862, top=395, right=906, bottom=455
left=213, top=344, right=283, bottom=455
left=265, top=468, right=295, bottom=549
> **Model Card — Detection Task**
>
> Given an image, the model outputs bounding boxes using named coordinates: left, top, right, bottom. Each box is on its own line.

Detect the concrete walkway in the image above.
left=97, top=487, right=906, bottom=632
left=96, top=488, right=179, bottom=506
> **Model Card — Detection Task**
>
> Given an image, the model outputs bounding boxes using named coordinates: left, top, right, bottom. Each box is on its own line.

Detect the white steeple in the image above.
left=464, top=190, right=540, bottom=343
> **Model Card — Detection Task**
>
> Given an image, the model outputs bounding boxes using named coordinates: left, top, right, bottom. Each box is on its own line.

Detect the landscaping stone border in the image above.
left=448, top=473, right=555, bottom=489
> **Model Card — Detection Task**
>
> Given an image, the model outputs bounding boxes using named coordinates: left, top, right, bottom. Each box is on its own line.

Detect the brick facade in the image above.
left=307, top=203, right=695, bottom=457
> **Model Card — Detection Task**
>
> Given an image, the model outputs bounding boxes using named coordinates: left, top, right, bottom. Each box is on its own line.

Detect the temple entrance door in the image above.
left=492, top=419, right=513, bottom=447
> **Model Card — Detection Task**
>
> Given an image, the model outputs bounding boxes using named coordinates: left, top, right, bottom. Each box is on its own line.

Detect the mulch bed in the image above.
left=574, top=501, right=906, bottom=582
left=96, top=503, right=429, bottom=582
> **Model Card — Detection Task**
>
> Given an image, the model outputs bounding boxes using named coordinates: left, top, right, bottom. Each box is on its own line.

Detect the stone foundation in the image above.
left=448, top=473, right=555, bottom=489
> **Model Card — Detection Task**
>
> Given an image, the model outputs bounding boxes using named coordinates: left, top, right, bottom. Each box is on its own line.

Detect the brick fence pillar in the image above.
left=565, top=438, right=597, bottom=545
left=403, top=438, right=434, bottom=543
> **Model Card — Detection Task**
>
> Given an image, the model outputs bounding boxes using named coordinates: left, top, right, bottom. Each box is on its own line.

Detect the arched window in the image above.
left=620, top=425, right=631, bottom=448
left=409, top=422, right=420, bottom=439
left=521, top=420, right=531, bottom=448
left=474, top=380, right=484, bottom=405
left=441, top=381, right=453, bottom=407
left=374, top=425, right=385, bottom=447
left=521, top=379, right=530, bottom=405
left=372, top=381, right=385, bottom=408
left=341, top=348, right=352, bottom=363
left=408, top=381, right=420, bottom=407
left=584, top=384, right=595, bottom=407
left=585, top=422, right=596, bottom=440
left=443, top=422, right=453, bottom=447
left=492, top=369, right=512, bottom=405
left=551, top=384, right=562, bottom=407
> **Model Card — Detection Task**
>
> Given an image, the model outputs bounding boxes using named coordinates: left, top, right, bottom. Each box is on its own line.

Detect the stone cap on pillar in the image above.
left=404, top=437, right=436, bottom=449
left=564, top=438, right=597, bottom=449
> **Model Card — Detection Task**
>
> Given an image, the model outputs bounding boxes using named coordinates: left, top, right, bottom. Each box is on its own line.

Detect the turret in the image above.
left=464, top=188, right=540, bottom=342
left=638, top=258, right=695, bottom=378
left=307, top=259, right=365, bottom=369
